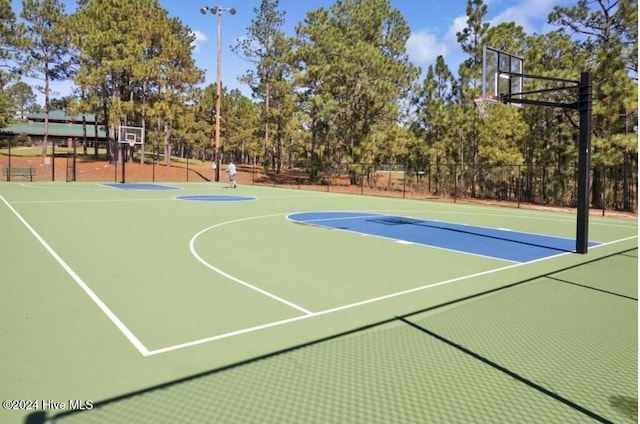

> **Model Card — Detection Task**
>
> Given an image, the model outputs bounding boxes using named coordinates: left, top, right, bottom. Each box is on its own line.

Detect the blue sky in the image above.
left=171, top=0, right=573, bottom=98
left=11, top=0, right=575, bottom=103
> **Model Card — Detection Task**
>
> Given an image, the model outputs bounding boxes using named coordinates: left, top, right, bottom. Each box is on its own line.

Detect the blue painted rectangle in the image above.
left=288, top=212, right=599, bottom=263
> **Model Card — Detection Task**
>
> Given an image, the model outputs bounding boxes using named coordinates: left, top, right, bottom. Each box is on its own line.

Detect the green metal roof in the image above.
left=27, top=110, right=100, bottom=123
left=0, top=121, right=107, bottom=138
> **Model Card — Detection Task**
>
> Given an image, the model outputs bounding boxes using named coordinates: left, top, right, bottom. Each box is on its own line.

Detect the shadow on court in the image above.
left=29, top=249, right=637, bottom=424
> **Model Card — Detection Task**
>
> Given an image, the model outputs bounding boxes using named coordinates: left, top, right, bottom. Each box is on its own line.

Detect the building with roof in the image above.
left=0, top=110, right=108, bottom=148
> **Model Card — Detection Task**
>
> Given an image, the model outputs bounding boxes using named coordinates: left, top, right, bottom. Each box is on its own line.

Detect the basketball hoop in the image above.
left=118, top=125, right=144, bottom=156
left=125, top=133, right=137, bottom=149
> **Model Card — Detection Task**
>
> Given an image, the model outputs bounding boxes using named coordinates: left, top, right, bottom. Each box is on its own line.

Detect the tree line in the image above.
left=1, top=0, right=637, bottom=209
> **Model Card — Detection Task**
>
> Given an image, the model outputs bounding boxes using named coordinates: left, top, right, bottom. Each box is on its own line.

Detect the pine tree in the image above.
left=18, top=0, right=72, bottom=160
left=232, top=0, right=294, bottom=172
left=456, top=0, right=490, bottom=197
left=295, top=0, right=418, bottom=183
left=70, top=0, right=202, bottom=165
left=6, top=81, right=37, bottom=119
left=0, top=0, right=24, bottom=126
left=549, top=0, right=638, bottom=209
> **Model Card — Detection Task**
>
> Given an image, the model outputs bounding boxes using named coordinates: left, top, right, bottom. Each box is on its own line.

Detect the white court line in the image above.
left=371, top=207, right=638, bottom=229
left=0, top=195, right=150, bottom=356
left=100, top=183, right=184, bottom=191
left=148, top=234, right=638, bottom=356
left=292, top=213, right=387, bottom=223
left=147, top=261, right=527, bottom=355
left=286, top=212, right=521, bottom=263
left=5, top=194, right=635, bottom=357
left=10, top=193, right=333, bottom=205
left=289, top=210, right=592, bottom=243
left=10, top=198, right=173, bottom=204
left=189, top=215, right=313, bottom=315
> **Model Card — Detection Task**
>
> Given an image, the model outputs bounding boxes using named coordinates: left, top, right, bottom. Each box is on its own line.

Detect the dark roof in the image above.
left=26, top=110, right=100, bottom=124
left=0, top=121, right=107, bottom=138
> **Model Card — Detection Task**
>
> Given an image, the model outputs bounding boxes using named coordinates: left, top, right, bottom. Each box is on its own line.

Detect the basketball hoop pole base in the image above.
left=575, top=72, right=592, bottom=254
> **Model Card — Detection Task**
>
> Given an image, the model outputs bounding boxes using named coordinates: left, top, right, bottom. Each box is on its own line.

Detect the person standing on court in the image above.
left=226, top=161, right=237, bottom=188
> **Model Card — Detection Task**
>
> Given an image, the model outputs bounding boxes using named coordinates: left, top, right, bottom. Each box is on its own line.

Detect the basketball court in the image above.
left=0, top=180, right=636, bottom=423
left=0, top=45, right=636, bottom=424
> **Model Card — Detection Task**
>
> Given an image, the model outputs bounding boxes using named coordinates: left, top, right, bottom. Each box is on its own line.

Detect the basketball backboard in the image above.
left=482, top=46, right=524, bottom=106
left=118, top=126, right=144, bottom=145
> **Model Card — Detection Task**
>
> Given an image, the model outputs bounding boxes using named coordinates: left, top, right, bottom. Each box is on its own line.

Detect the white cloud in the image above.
left=490, top=6, right=534, bottom=33
left=406, top=30, right=447, bottom=65
left=430, top=15, right=470, bottom=73
left=447, top=15, right=469, bottom=43
left=489, top=0, right=568, bottom=34
left=406, top=14, right=472, bottom=78
left=192, top=30, right=208, bottom=52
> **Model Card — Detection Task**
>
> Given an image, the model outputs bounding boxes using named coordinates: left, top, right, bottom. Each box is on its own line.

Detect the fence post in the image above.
left=403, top=163, right=406, bottom=199
left=517, top=165, right=521, bottom=208
left=6, top=137, right=11, bottom=181
left=326, top=164, right=330, bottom=192
left=152, top=144, right=156, bottom=182
left=453, top=164, right=457, bottom=204
left=51, top=142, right=56, bottom=181
left=602, top=165, right=606, bottom=216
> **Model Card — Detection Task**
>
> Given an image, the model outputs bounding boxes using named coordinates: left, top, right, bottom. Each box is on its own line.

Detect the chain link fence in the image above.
left=0, top=145, right=636, bottom=213
left=0, top=146, right=213, bottom=184
left=246, top=162, right=637, bottom=214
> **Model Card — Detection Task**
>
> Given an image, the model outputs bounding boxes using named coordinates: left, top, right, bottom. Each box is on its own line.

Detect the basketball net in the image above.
left=473, top=96, right=493, bottom=119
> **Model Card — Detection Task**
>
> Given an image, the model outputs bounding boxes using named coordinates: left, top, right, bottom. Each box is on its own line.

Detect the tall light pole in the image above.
left=200, top=5, right=236, bottom=182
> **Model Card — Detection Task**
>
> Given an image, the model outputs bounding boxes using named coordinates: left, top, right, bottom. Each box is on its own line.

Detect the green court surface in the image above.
left=0, top=182, right=637, bottom=424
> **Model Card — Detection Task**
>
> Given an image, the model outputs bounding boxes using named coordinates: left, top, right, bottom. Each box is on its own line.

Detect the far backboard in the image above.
left=482, top=46, right=524, bottom=106
left=118, top=126, right=144, bottom=145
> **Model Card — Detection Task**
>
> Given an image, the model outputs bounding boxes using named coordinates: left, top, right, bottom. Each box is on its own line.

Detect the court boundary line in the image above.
left=3, top=190, right=636, bottom=358
left=146, top=261, right=526, bottom=355
left=0, top=194, right=150, bottom=356
left=175, top=194, right=257, bottom=202
left=101, top=183, right=183, bottom=191
left=10, top=198, right=173, bottom=204
left=7, top=188, right=639, bottom=229
left=149, top=235, right=636, bottom=356
left=44, top=247, right=637, bottom=424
